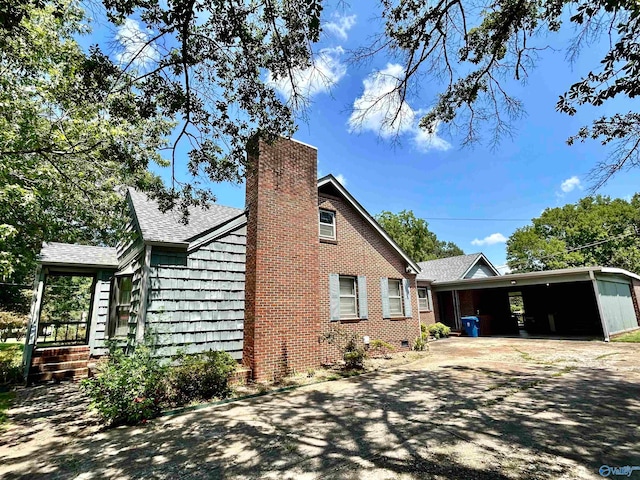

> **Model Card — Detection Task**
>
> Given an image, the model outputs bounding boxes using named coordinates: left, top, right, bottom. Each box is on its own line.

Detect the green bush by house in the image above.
left=422, top=322, right=451, bottom=340
left=0, top=343, right=23, bottom=386
left=166, top=350, right=237, bottom=406
left=81, top=343, right=238, bottom=426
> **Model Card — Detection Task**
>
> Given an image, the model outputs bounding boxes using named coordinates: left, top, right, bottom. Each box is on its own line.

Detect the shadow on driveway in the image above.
left=1, top=338, right=639, bottom=479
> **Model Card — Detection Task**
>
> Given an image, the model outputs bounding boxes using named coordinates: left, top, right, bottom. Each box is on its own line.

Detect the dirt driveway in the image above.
left=1, top=337, right=640, bottom=479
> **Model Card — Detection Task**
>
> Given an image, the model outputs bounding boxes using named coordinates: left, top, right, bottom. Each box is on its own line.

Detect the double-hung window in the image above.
left=388, top=279, right=404, bottom=316
left=113, top=276, right=132, bottom=337
left=418, top=287, right=430, bottom=311
left=319, top=209, right=336, bottom=240
left=339, top=276, right=358, bottom=318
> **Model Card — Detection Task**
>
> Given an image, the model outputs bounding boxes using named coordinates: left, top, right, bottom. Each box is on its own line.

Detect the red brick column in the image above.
left=244, top=137, right=321, bottom=381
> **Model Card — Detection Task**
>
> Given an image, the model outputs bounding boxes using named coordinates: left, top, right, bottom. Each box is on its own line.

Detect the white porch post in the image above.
left=22, top=265, right=45, bottom=381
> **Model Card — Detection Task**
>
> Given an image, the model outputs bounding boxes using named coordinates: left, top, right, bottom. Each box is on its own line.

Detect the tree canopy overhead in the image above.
left=506, top=194, right=640, bottom=273
left=0, top=0, right=171, bottom=281
left=353, top=0, right=640, bottom=189
left=0, top=0, right=320, bottom=282
left=4, top=0, right=640, bottom=283
left=376, top=210, right=464, bottom=262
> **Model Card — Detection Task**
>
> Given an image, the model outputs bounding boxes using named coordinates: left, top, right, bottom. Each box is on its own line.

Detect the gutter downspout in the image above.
left=590, top=271, right=610, bottom=342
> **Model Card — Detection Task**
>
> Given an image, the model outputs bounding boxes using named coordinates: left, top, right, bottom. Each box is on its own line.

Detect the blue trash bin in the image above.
left=461, top=316, right=480, bottom=337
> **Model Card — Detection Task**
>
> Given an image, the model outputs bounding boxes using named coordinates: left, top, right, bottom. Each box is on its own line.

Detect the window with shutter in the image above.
left=388, top=279, right=404, bottom=316
left=418, top=288, right=429, bottom=310
left=339, top=276, right=358, bottom=318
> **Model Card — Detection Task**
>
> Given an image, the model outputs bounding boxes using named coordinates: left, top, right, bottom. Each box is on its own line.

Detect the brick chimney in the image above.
left=244, top=136, right=321, bottom=381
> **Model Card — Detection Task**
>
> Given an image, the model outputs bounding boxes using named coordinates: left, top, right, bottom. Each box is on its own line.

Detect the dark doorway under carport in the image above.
left=437, top=281, right=604, bottom=337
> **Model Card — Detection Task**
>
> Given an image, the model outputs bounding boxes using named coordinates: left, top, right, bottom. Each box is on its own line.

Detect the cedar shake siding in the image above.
left=318, top=189, right=421, bottom=361
left=145, top=227, right=246, bottom=359
left=87, top=270, right=116, bottom=355
left=244, top=137, right=321, bottom=381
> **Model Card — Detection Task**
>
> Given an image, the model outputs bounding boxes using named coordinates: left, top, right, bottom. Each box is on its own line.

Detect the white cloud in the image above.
left=471, top=233, right=508, bottom=246
left=324, top=14, right=357, bottom=41
left=267, top=47, right=346, bottom=108
left=348, top=63, right=450, bottom=153
left=115, top=18, right=159, bottom=67
left=560, top=176, right=582, bottom=193
left=334, top=173, right=347, bottom=186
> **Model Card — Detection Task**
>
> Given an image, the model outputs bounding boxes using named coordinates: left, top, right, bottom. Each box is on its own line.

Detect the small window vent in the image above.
left=400, top=340, right=409, bottom=348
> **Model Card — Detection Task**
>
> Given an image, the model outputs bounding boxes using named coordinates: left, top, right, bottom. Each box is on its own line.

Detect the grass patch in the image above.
left=611, top=330, right=640, bottom=343
left=0, top=342, right=23, bottom=353
left=0, top=391, right=15, bottom=427
left=595, top=352, right=621, bottom=360
left=513, top=348, right=534, bottom=361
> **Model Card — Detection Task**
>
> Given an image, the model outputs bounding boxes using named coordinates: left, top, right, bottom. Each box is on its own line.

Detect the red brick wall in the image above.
left=318, top=193, right=421, bottom=362
left=459, top=290, right=481, bottom=317
left=244, top=137, right=321, bottom=381
left=416, top=281, right=438, bottom=326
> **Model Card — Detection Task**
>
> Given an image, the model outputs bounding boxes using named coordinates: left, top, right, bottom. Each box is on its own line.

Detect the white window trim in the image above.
left=114, top=276, right=132, bottom=337
left=339, top=275, right=358, bottom=319
left=417, top=287, right=430, bottom=311
left=319, top=209, right=336, bottom=240
left=388, top=279, right=404, bottom=317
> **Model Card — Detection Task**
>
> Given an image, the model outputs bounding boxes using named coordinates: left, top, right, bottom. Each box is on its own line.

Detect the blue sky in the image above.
left=92, top=3, right=640, bottom=272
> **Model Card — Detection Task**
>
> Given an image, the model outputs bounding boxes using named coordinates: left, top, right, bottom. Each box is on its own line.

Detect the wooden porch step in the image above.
left=30, top=360, right=90, bottom=373
left=29, top=368, right=89, bottom=383
left=28, top=345, right=91, bottom=383
left=33, top=346, right=90, bottom=358
left=31, top=352, right=90, bottom=365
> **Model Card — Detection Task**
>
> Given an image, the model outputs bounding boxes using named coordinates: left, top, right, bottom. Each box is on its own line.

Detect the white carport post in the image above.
left=590, top=271, right=610, bottom=342
left=22, top=265, right=46, bottom=381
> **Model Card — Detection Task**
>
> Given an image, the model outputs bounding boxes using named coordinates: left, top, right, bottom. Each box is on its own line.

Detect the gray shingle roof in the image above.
left=416, top=253, right=484, bottom=282
left=128, top=189, right=244, bottom=243
left=40, top=242, right=119, bottom=268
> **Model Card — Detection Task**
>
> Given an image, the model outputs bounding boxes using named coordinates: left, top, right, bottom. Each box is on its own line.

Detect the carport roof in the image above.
left=432, top=265, right=640, bottom=290
left=39, top=242, right=119, bottom=269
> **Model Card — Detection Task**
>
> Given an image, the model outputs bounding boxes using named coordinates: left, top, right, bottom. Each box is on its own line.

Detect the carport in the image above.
left=433, top=267, right=640, bottom=341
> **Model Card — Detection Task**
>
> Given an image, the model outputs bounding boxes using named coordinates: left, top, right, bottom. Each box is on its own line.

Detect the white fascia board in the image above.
left=600, top=267, right=640, bottom=282
left=317, top=175, right=421, bottom=274
left=433, top=266, right=599, bottom=290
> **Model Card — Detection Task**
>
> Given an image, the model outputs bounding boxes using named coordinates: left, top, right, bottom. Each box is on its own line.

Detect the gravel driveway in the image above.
left=1, top=337, right=639, bottom=479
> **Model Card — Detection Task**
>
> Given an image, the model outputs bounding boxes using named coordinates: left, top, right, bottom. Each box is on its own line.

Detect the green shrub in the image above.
left=413, top=336, right=427, bottom=351
left=420, top=323, right=427, bottom=334
left=0, top=311, right=28, bottom=342
left=320, top=327, right=367, bottom=370
left=368, top=339, right=396, bottom=359
left=427, top=322, right=451, bottom=339
left=166, top=350, right=237, bottom=406
left=81, top=343, right=167, bottom=426
left=0, top=347, right=22, bottom=385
